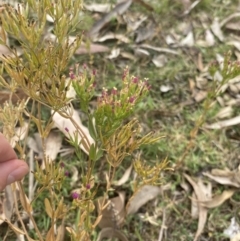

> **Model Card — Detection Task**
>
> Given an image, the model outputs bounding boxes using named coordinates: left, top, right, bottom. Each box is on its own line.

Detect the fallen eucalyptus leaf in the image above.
left=200, top=190, right=235, bottom=208
left=204, top=116, right=240, bottom=129
left=96, top=32, right=130, bottom=43
left=75, top=43, right=109, bottom=54
left=44, top=131, right=62, bottom=162
left=180, top=31, right=194, bottom=47
left=84, top=3, right=111, bottom=13
left=97, top=192, right=125, bottom=229
left=89, top=0, right=132, bottom=37
left=152, top=55, right=168, bottom=68
left=126, top=185, right=161, bottom=215
left=203, top=168, right=240, bottom=187
left=140, top=44, right=179, bottom=55
left=114, top=165, right=133, bottom=186
left=0, top=185, right=14, bottom=225
left=107, top=48, right=120, bottom=59
left=10, top=121, right=29, bottom=148
left=52, top=108, right=95, bottom=155
left=211, top=18, right=224, bottom=42
left=96, top=227, right=128, bottom=241
left=184, top=174, right=211, bottom=241
left=183, top=0, right=201, bottom=15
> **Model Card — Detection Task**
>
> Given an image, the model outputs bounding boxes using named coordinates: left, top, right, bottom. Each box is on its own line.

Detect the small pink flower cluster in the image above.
left=71, top=192, right=80, bottom=199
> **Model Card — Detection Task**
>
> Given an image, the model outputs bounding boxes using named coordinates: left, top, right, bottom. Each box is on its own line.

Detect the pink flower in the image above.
left=132, top=77, right=138, bottom=83
left=65, top=127, right=69, bottom=132
left=111, top=87, right=117, bottom=95
left=86, top=183, right=91, bottom=189
left=129, top=96, right=135, bottom=103
left=69, top=71, right=75, bottom=79
left=65, top=171, right=70, bottom=177
left=71, top=192, right=80, bottom=199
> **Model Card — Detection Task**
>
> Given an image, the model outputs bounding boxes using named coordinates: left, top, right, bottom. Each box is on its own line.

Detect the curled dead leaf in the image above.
left=114, top=165, right=132, bottom=186
left=203, top=168, right=240, bottom=187
left=200, top=189, right=235, bottom=208
left=0, top=185, right=14, bottom=225
left=89, top=0, right=132, bottom=37
left=52, top=108, right=95, bottom=155
left=184, top=174, right=211, bottom=241
left=96, top=227, right=128, bottom=241
left=97, top=192, right=125, bottom=229
left=204, top=116, right=240, bottom=129
left=126, top=185, right=161, bottom=215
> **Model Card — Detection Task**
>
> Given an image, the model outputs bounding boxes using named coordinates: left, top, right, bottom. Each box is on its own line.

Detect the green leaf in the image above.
left=88, top=116, right=97, bottom=140
left=89, top=143, right=97, bottom=161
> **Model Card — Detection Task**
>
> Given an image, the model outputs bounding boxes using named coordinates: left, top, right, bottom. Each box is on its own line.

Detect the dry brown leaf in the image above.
left=52, top=108, right=94, bottom=155
left=84, top=3, right=111, bottom=13
left=184, top=174, right=211, bottom=241
left=140, top=44, right=179, bottom=55
left=152, top=55, right=168, bottom=68
left=165, top=34, right=176, bottom=45
left=180, top=0, right=191, bottom=12
left=120, top=51, right=136, bottom=60
left=195, top=75, right=208, bottom=89
left=124, top=13, right=147, bottom=31
left=4, top=219, right=26, bottom=235
left=96, top=32, right=130, bottom=43
left=183, top=0, right=202, bottom=15
left=220, top=12, right=240, bottom=27
left=211, top=18, right=224, bottom=42
left=197, top=53, right=204, bottom=72
left=107, top=48, right=120, bottom=59
left=126, top=185, right=161, bottom=215
left=26, top=130, right=62, bottom=168
left=114, top=165, right=133, bottom=186
left=97, top=192, right=125, bottom=229
left=203, top=168, right=240, bottom=187
left=45, top=131, right=62, bottom=162
left=0, top=185, right=14, bottom=225
left=193, top=90, right=208, bottom=102
left=214, top=106, right=233, bottom=119
left=204, top=115, right=240, bottom=129
left=200, top=189, right=235, bottom=208
left=225, top=22, right=240, bottom=31
left=18, top=182, right=32, bottom=213
left=134, top=48, right=150, bottom=57
left=191, top=192, right=199, bottom=219
left=0, top=89, right=28, bottom=105
left=75, top=43, right=109, bottom=54
left=160, top=84, right=173, bottom=93
left=135, top=23, right=155, bottom=43
left=205, top=29, right=215, bottom=47
left=89, top=0, right=132, bottom=37
left=96, top=227, right=128, bottom=241
left=45, top=226, right=55, bottom=241
left=180, top=31, right=194, bottom=47
left=227, top=41, right=240, bottom=52
left=70, top=166, right=79, bottom=187
left=10, top=122, right=29, bottom=148
left=0, top=44, right=12, bottom=56
left=56, top=220, right=65, bottom=241
left=27, top=134, right=43, bottom=158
